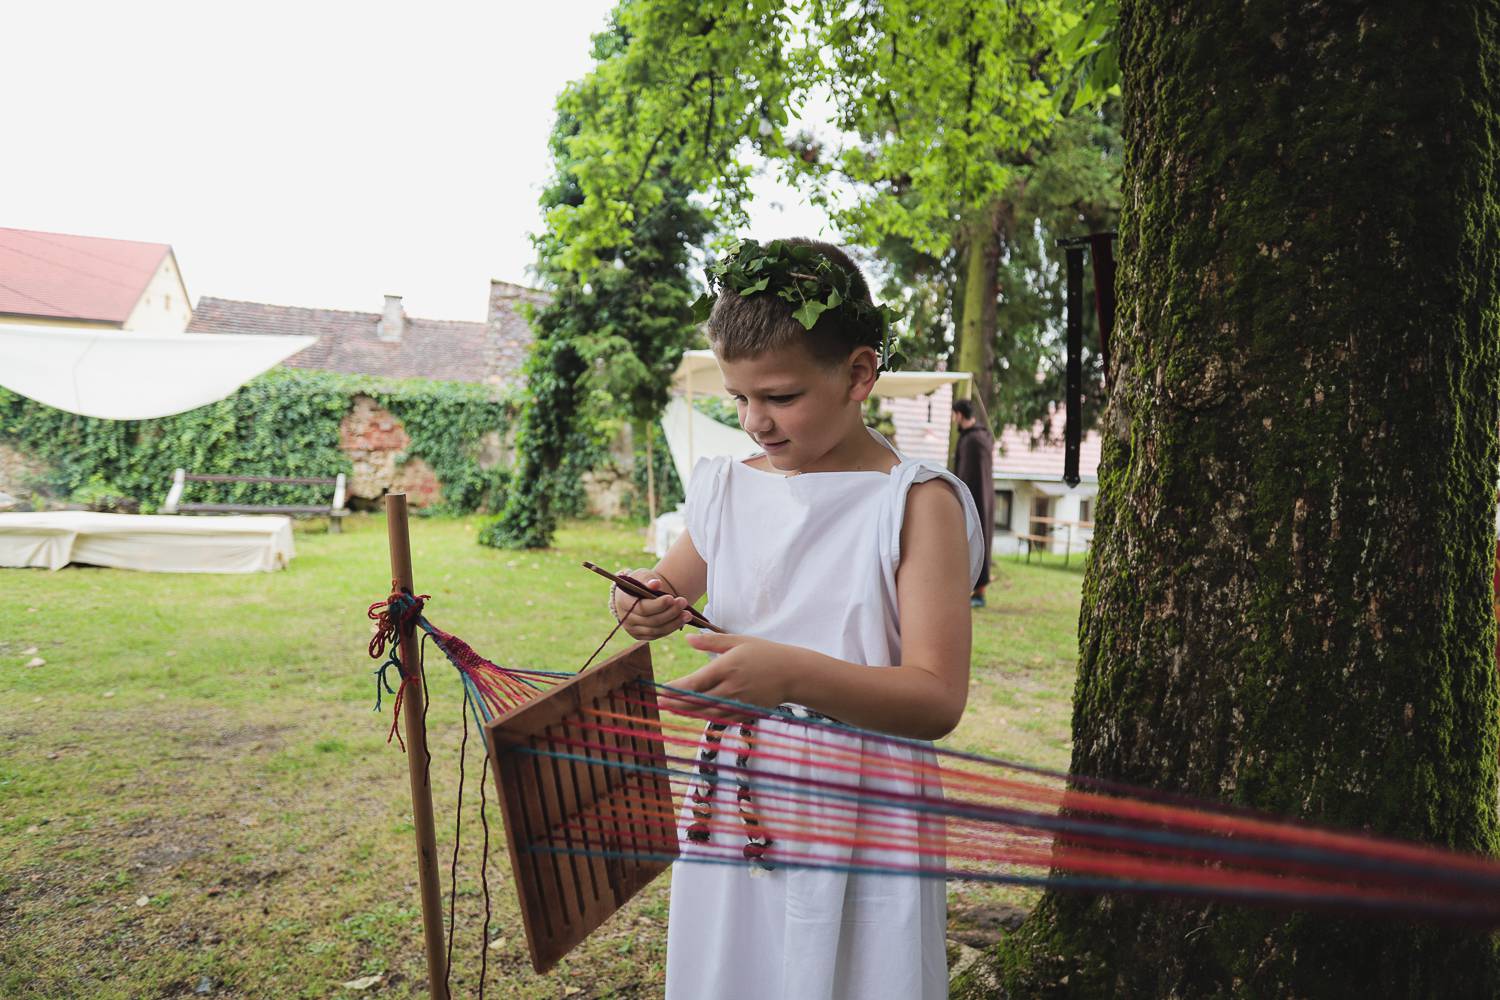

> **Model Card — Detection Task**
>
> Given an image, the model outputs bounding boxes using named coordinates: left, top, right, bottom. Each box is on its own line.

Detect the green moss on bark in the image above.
left=978, top=1, right=1500, bottom=995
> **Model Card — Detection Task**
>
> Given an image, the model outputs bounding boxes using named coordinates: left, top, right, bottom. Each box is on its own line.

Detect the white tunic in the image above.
left=665, top=429, right=985, bottom=1000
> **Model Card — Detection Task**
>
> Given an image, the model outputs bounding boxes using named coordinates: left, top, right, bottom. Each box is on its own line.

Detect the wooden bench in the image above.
left=162, top=470, right=349, bottom=532
left=1014, top=533, right=1053, bottom=563
left=1015, top=518, right=1096, bottom=566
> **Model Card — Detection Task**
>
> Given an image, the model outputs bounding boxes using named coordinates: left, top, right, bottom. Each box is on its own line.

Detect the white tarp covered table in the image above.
left=0, top=512, right=295, bottom=573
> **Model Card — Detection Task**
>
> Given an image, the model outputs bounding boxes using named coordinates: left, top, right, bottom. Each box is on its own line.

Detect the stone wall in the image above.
left=0, top=441, right=56, bottom=508
left=581, top=423, right=637, bottom=520
left=338, top=395, right=444, bottom=508
left=3, top=395, right=618, bottom=519
left=336, top=391, right=632, bottom=518
left=484, top=281, right=548, bottom=391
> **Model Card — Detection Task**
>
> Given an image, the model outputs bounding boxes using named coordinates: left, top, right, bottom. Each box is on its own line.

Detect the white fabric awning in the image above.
left=872, top=370, right=975, bottom=397
left=660, top=396, right=759, bottom=489
left=0, top=324, right=317, bottom=419
left=662, top=350, right=974, bottom=494
left=671, top=349, right=972, bottom=399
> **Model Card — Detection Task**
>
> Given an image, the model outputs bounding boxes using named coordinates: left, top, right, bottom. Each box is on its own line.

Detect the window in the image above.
left=1079, top=498, right=1093, bottom=523
left=1031, top=495, right=1052, bottom=537
left=995, top=489, right=1013, bottom=532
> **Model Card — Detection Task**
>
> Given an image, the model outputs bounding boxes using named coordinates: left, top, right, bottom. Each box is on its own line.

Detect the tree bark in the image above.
left=963, top=2, right=1500, bottom=995
left=952, top=214, right=1000, bottom=462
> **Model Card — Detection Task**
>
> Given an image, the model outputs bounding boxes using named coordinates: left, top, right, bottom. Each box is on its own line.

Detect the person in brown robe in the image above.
left=951, top=398, right=995, bottom=606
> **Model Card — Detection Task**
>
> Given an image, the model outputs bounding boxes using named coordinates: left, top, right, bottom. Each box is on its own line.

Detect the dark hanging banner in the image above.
left=1057, top=232, right=1118, bottom=490
left=1062, top=245, right=1085, bottom=488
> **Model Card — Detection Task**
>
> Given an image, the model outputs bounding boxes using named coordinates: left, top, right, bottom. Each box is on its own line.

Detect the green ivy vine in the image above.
left=0, top=368, right=516, bottom=515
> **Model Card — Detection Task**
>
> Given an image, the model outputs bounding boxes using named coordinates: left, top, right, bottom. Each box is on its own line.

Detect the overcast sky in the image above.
left=0, top=1, right=836, bottom=322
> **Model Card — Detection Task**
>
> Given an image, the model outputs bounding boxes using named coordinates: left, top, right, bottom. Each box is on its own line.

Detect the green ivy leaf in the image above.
left=690, top=293, right=713, bottom=323
left=791, top=298, right=830, bottom=329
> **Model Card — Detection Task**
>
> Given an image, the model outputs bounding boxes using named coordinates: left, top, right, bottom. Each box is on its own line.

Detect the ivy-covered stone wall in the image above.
left=0, top=368, right=516, bottom=515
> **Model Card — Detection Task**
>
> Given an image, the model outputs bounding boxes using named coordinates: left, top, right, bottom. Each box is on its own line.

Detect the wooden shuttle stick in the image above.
left=582, top=560, right=725, bottom=633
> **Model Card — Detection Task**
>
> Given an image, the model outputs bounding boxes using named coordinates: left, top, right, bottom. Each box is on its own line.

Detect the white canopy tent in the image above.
left=671, top=348, right=971, bottom=400
left=646, top=350, right=973, bottom=555
left=0, top=323, right=317, bottom=420
left=667, top=349, right=973, bottom=481
left=659, top=397, right=760, bottom=491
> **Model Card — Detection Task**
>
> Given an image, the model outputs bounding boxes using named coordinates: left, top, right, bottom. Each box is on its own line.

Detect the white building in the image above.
left=881, top=383, right=1101, bottom=559
left=0, top=227, right=192, bottom=333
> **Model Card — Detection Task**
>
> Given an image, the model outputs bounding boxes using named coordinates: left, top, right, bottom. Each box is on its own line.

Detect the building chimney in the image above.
left=376, top=294, right=405, bottom=342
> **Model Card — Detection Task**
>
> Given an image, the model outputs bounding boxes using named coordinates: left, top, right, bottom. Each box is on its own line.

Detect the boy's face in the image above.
left=718, top=340, right=866, bottom=472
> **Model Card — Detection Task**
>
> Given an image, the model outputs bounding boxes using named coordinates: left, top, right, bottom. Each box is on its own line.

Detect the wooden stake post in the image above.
left=385, top=493, right=450, bottom=1000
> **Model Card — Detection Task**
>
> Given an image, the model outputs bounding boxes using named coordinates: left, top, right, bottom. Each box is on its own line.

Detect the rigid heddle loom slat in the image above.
left=539, top=726, right=585, bottom=923
left=540, top=722, right=585, bottom=917
left=529, top=744, right=571, bottom=929
left=623, top=681, right=675, bottom=854
left=486, top=642, right=676, bottom=974
left=493, top=727, right=553, bottom=947
left=584, top=694, right=626, bottom=904
left=551, top=720, right=609, bottom=913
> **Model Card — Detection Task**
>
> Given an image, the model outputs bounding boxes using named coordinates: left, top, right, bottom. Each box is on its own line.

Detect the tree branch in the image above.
left=705, top=70, right=717, bottom=157
left=883, top=30, right=904, bottom=139
left=624, top=71, right=708, bottom=204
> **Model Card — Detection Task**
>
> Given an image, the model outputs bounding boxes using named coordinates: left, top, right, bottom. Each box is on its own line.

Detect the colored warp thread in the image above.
left=444, top=688, right=470, bottom=999
left=369, top=591, right=520, bottom=996
left=368, top=587, right=567, bottom=734
left=443, top=678, right=495, bottom=998
left=366, top=588, right=432, bottom=749
left=370, top=601, right=1500, bottom=957
left=508, top=681, right=1500, bottom=925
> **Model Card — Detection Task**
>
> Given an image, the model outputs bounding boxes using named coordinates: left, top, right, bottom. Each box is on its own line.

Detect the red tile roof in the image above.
left=883, top=384, right=1101, bottom=481
left=883, top=386, right=957, bottom=465
left=993, top=415, right=1102, bottom=481
left=0, top=227, right=170, bottom=323
left=187, top=296, right=524, bottom=386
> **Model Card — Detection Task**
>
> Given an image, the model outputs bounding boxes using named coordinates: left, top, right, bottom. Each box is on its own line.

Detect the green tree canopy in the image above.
left=483, top=15, right=712, bottom=549
left=543, top=0, right=1120, bottom=430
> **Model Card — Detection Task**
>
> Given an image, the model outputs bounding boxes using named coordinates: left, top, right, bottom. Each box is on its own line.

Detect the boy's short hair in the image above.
left=707, top=238, right=880, bottom=368
left=952, top=398, right=974, bottom=419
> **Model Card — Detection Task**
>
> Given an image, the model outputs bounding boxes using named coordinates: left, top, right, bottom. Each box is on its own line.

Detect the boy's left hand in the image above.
left=658, top=632, right=793, bottom=720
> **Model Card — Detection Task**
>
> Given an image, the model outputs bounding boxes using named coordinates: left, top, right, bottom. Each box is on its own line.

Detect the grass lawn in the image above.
left=0, top=514, right=1082, bottom=999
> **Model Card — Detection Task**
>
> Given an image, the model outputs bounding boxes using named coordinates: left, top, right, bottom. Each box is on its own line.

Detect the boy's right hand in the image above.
left=613, top=569, right=695, bottom=640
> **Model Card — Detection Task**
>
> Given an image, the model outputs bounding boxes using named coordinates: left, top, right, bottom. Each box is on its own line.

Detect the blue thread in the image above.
left=371, top=654, right=402, bottom=712
left=512, top=744, right=1500, bottom=892
left=526, top=845, right=1500, bottom=921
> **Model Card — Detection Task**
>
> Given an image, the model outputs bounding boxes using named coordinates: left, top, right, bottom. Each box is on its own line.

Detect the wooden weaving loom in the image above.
left=380, top=493, right=680, bottom=992
left=484, top=641, right=677, bottom=973
left=378, top=494, right=1500, bottom=997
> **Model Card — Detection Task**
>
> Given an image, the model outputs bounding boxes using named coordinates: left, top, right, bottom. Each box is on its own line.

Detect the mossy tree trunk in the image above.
left=959, top=214, right=1001, bottom=405
left=965, top=2, right=1500, bottom=996
left=952, top=213, right=1001, bottom=461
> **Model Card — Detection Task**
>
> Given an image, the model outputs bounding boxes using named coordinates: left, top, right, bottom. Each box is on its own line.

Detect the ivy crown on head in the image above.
left=690, top=239, right=906, bottom=371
